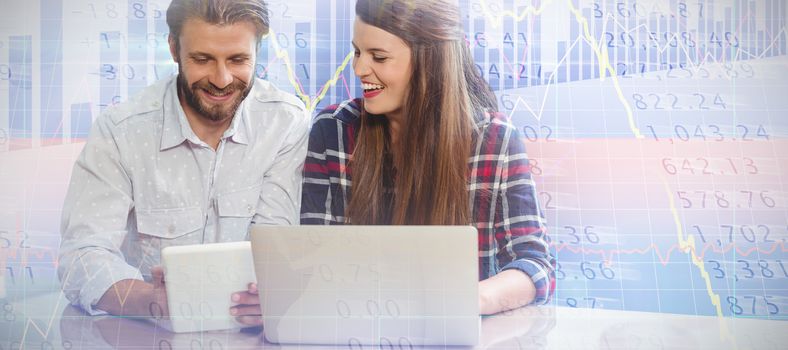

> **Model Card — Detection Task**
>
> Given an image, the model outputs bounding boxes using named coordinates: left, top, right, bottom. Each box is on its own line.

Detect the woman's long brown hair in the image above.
left=347, top=0, right=498, bottom=225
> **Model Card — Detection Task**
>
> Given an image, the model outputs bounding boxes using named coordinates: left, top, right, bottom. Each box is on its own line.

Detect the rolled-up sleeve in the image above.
left=300, top=118, right=336, bottom=225
left=495, top=128, right=556, bottom=305
left=58, top=115, right=142, bottom=315
left=252, top=106, right=310, bottom=226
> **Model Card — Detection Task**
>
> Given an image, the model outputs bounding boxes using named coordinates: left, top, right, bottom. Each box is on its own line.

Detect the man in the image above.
left=58, top=0, right=308, bottom=317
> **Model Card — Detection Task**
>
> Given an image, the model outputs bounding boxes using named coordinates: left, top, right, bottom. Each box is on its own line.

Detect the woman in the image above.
left=232, top=0, right=554, bottom=324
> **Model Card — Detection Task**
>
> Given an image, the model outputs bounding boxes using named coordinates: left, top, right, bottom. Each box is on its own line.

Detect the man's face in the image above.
left=170, top=18, right=257, bottom=122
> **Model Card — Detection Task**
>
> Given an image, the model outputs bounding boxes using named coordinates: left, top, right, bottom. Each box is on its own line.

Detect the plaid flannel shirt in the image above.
left=301, top=99, right=555, bottom=304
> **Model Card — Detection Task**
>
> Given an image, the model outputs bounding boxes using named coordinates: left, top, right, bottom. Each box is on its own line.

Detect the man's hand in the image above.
left=95, top=266, right=169, bottom=317
left=231, top=282, right=262, bottom=326
left=148, top=266, right=169, bottom=317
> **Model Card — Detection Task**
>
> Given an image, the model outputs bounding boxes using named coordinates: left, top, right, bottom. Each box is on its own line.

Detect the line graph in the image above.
left=554, top=240, right=788, bottom=267
left=661, top=177, right=735, bottom=343
left=14, top=252, right=153, bottom=348
left=263, top=29, right=355, bottom=112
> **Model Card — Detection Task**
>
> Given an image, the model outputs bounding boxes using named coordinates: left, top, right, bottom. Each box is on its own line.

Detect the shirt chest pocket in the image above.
left=216, top=186, right=261, bottom=239
left=136, top=207, right=204, bottom=240
left=217, top=186, right=261, bottom=217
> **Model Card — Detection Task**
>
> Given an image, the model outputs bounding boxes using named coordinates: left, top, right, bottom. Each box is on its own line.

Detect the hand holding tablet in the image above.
left=160, top=241, right=256, bottom=333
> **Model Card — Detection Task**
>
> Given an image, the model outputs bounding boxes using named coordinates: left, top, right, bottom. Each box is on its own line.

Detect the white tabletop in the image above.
left=1, top=291, right=785, bottom=349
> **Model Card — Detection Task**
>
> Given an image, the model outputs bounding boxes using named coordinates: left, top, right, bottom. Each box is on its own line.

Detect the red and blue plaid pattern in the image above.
left=301, top=99, right=555, bottom=305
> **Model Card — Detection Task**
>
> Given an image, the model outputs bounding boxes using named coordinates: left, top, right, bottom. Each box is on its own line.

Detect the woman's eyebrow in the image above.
left=352, top=41, right=390, bottom=53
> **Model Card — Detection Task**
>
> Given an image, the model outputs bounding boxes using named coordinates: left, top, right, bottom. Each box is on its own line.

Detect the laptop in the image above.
left=250, top=225, right=480, bottom=346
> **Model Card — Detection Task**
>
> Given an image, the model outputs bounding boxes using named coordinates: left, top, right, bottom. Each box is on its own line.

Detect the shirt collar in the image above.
left=160, top=77, right=250, bottom=151
left=224, top=100, right=250, bottom=145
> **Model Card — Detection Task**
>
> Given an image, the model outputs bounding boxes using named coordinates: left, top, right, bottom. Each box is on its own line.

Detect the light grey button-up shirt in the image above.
left=58, top=76, right=310, bottom=314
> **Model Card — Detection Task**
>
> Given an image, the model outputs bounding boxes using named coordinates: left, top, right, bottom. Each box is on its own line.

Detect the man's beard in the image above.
left=177, top=66, right=253, bottom=122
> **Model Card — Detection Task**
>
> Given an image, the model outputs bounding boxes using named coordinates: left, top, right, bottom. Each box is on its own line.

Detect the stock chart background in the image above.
left=0, top=0, right=787, bottom=344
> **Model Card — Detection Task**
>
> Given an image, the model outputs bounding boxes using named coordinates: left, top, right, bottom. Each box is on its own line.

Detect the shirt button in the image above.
left=168, top=224, right=176, bottom=234
left=247, top=204, right=254, bottom=214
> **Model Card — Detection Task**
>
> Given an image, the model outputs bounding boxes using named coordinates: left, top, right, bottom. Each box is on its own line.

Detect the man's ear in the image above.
left=168, top=34, right=179, bottom=63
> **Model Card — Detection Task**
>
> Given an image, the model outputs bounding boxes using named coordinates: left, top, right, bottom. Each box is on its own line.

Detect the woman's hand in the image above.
left=231, top=282, right=263, bottom=326
left=478, top=270, right=536, bottom=315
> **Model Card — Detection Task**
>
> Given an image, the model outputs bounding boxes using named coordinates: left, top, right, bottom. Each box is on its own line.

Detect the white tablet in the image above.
left=160, top=241, right=256, bottom=333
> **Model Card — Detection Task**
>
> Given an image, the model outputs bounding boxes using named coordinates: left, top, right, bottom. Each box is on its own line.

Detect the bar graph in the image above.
left=69, top=102, right=91, bottom=140
left=8, top=35, right=32, bottom=150
left=39, top=0, right=63, bottom=146
left=0, top=0, right=785, bottom=151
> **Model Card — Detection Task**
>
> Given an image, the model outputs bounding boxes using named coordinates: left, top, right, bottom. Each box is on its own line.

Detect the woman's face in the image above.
left=352, top=17, right=412, bottom=118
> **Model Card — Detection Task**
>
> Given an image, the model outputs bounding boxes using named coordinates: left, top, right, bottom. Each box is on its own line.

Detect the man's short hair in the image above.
left=166, top=0, right=270, bottom=49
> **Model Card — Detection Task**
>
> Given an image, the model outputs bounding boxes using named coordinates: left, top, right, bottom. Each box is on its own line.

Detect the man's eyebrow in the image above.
left=188, top=52, right=214, bottom=58
left=187, top=52, right=252, bottom=60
